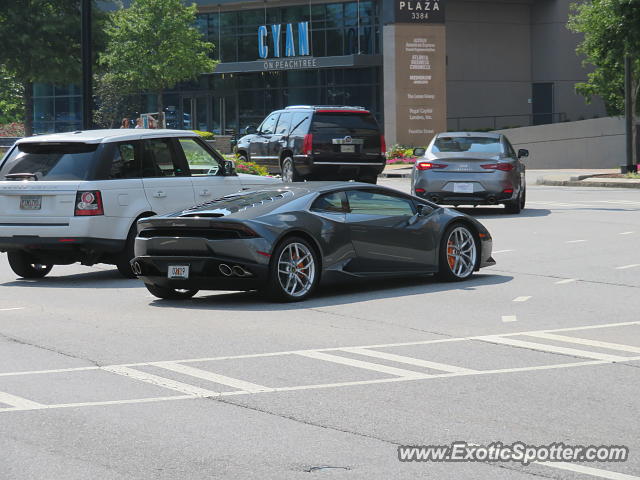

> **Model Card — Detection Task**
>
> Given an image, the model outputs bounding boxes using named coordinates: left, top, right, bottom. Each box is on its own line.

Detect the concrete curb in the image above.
left=537, top=179, right=640, bottom=189
left=379, top=171, right=412, bottom=178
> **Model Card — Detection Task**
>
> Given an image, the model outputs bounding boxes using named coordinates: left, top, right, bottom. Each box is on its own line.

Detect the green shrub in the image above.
left=223, top=154, right=269, bottom=176
left=193, top=130, right=215, bottom=140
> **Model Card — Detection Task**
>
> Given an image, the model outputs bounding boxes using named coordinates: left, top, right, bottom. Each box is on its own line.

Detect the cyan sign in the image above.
left=258, top=22, right=310, bottom=59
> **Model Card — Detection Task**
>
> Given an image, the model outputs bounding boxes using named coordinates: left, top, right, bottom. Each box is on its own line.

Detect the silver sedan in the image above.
left=411, top=132, right=528, bottom=213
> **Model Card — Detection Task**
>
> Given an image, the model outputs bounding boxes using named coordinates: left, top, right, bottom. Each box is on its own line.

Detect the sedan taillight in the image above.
left=416, top=162, right=447, bottom=171
left=75, top=191, right=104, bottom=216
left=480, top=163, right=514, bottom=171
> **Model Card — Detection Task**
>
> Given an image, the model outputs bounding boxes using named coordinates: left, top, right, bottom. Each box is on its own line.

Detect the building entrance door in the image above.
left=211, top=95, right=238, bottom=136
left=532, top=83, right=554, bottom=125
left=182, top=96, right=208, bottom=131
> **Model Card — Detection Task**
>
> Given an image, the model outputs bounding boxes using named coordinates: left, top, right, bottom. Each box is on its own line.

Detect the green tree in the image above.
left=0, top=1, right=86, bottom=135
left=0, top=65, right=23, bottom=125
left=569, top=0, right=640, bottom=164
left=99, top=0, right=216, bottom=117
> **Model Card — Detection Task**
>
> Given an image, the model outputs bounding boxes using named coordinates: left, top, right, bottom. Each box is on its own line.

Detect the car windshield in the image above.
left=432, top=136, right=504, bottom=154
left=0, top=143, right=99, bottom=181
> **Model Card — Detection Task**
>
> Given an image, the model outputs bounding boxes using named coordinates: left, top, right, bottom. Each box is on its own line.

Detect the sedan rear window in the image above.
left=310, top=113, right=379, bottom=135
left=0, top=143, right=99, bottom=181
left=433, top=136, right=504, bottom=154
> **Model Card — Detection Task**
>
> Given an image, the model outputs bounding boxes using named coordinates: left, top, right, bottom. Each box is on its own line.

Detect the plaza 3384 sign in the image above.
left=396, top=0, right=445, bottom=23
left=258, top=22, right=310, bottom=58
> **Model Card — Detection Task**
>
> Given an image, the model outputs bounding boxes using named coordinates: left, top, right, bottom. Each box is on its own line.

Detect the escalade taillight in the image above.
left=302, top=134, right=313, bottom=155
left=75, top=191, right=104, bottom=216
left=380, top=135, right=387, bottom=156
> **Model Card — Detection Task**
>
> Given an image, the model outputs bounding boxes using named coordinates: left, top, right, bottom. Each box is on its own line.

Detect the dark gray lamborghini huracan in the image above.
left=131, top=182, right=496, bottom=301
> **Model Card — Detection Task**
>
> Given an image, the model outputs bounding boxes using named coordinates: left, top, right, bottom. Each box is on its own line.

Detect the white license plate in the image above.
left=168, top=265, right=189, bottom=279
left=453, top=183, right=474, bottom=194
left=20, top=196, right=42, bottom=210
left=340, top=145, right=356, bottom=153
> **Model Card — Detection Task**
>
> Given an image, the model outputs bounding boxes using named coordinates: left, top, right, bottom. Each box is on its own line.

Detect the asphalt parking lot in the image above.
left=1, top=173, right=640, bottom=479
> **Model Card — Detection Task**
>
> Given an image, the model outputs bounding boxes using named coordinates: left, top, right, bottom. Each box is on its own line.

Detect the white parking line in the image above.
left=555, top=278, right=576, bottom=284
left=154, top=362, right=272, bottom=393
left=296, top=351, right=429, bottom=378
left=619, top=231, right=635, bottom=235
left=536, top=462, right=640, bottom=480
left=615, top=264, right=640, bottom=270
left=565, top=239, right=587, bottom=243
left=0, top=391, right=43, bottom=409
left=102, top=366, right=221, bottom=397
left=341, top=347, right=476, bottom=374
left=478, top=336, right=629, bottom=362
left=0, top=307, right=24, bottom=312
left=501, top=315, right=518, bottom=323
left=492, top=250, right=514, bottom=254
left=528, top=332, right=640, bottom=355
left=512, top=296, right=531, bottom=302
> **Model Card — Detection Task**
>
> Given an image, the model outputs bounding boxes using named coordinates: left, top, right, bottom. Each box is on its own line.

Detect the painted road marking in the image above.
left=536, top=462, right=640, bottom=480
left=102, top=366, right=221, bottom=397
left=478, top=336, right=629, bottom=362
left=512, top=296, right=531, bottom=302
left=3, top=319, right=640, bottom=379
left=501, top=315, right=518, bottom=323
left=528, top=332, right=640, bottom=355
left=296, top=351, right=429, bottom=378
left=565, top=239, right=587, bottom=243
left=155, top=362, right=271, bottom=393
left=3, top=356, right=640, bottom=414
left=0, top=391, right=43, bottom=409
left=341, top=347, right=476, bottom=374
left=492, top=250, right=514, bottom=254
left=555, top=278, right=576, bottom=284
left=615, top=264, right=640, bottom=270
left=619, top=231, right=635, bottom=235
left=0, top=307, right=25, bottom=312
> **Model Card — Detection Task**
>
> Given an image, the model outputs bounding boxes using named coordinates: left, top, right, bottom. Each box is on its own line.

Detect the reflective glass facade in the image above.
left=33, top=84, right=82, bottom=134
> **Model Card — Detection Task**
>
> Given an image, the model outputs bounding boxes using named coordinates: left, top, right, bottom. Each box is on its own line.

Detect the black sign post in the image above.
left=81, top=0, right=92, bottom=131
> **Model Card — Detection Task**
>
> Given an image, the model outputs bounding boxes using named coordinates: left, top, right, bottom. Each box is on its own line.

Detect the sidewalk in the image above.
left=380, top=164, right=413, bottom=178
left=536, top=169, right=640, bottom=189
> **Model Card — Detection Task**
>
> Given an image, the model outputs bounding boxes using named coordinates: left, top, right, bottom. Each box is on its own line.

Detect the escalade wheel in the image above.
left=281, top=157, right=303, bottom=182
left=144, top=283, right=198, bottom=300
left=7, top=251, right=53, bottom=279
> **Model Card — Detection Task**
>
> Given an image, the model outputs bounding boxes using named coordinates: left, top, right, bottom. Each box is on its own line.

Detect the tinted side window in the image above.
left=346, top=190, right=415, bottom=216
left=142, top=139, right=186, bottom=178
left=504, top=138, right=517, bottom=157
left=311, top=191, right=347, bottom=213
left=108, top=142, right=140, bottom=179
left=275, top=112, right=292, bottom=135
left=290, top=112, right=311, bottom=135
left=178, top=138, right=221, bottom=176
left=259, top=113, right=279, bottom=135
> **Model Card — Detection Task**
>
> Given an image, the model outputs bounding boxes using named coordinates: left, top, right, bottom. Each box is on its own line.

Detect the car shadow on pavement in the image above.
left=147, top=273, right=513, bottom=311
left=1, top=269, right=141, bottom=288
left=453, top=207, right=552, bottom=219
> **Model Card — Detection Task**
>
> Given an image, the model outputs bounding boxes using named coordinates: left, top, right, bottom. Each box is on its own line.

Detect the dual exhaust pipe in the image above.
left=219, top=264, right=252, bottom=277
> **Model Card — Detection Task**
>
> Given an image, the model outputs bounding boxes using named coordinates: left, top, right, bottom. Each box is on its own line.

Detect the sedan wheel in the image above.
left=437, top=225, right=477, bottom=281
left=145, top=283, right=198, bottom=300
left=267, top=237, right=319, bottom=301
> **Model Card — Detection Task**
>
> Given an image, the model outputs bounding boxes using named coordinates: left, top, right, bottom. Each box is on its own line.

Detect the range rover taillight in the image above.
left=75, top=191, right=104, bottom=216
left=302, top=134, right=313, bottom=155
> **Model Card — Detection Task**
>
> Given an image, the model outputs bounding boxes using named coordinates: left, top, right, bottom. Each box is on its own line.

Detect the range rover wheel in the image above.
left=7, top=251, right=53, bottom=279
left=116, top=225, right=138, bottom=278
left=281, top=156, right=303, bottom=182
left=144, top=283, right=198, bottom=300
left=265, top=236, right=319, bottom=302
left=436, top=224, right=477, bottom=282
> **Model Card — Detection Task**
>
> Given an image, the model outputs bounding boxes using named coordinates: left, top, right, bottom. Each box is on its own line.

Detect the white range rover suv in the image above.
left=0, top=129, right=278, bottom=278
